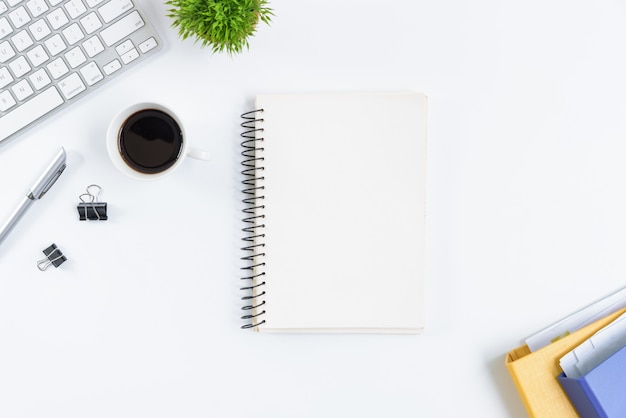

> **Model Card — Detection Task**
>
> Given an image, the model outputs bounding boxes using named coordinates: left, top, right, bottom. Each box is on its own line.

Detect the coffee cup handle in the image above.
left=188, top=148, right=211, bottom=161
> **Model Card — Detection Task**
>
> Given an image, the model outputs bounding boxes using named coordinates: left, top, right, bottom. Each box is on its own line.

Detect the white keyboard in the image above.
left=0, top=0, right=162, bottom=145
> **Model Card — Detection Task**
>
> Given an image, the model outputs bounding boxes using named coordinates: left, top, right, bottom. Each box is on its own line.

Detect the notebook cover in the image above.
left=245, top=92, right=427, bottom=333
left=505, top=308, right=626, bottom=417
left=558, top=344, right=626, bottom=418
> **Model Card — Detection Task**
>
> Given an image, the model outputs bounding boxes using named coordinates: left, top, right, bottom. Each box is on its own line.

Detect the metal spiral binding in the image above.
left=240, top=109, right=267, bottom=329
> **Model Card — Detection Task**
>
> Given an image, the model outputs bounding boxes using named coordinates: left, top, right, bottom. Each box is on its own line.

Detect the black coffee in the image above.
left=118, top=109, right=183, bottom=174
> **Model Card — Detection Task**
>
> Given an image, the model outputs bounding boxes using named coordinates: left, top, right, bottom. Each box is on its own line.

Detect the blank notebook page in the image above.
left=254, top=92, right=427, bottom=333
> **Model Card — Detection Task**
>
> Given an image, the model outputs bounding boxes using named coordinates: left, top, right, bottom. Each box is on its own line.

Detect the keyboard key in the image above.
left=82, top=35, right=104, bottom=57
left=46, top=57, right=68, bottom=79
left=120, top=48, right=137, bottom=64
left=115, top=39, right=132, bottom=55
left=61, top=23, right=84, bottom=45
left=86, top=0, right=104, bottom=6
left=0, top=89, right=16, bottom=111
left=26, top=44, right=48, bottom=66
left=26, top=0, right=48, bottom=17
left=65, top=0, right=87, bottom=19
left=0, top=86, right=63, bottom=139
left=0, top=66, right=13, bottom=88
left=102, top=58, right=120, bottom=75
left=8, top=6, right=30, bottom=28
left=58, top=72, right=85, bottom=99
left=0, top=2, right=7, bottom=14
left=0, top=17, right=12, bottom=39
left=79, top=61, right=102, bottom=85
left=138, top=37, right=156, bottom=53
left=9, top=55, right=30, bottom=77
left=11, top=29, right=33, bottom=52
left=6, top=0, right=22, bottom=6
left=12, top=79, right=33, bottom=100
left=79, top=12, right=102, bottom=35
left=47, top=8, right=69, bottom=30
left=65, top=46, right=86, bottom=68
left=44, top=33, right=66, bottom=55
left=98, top=0, right=133, bottom=23
left=100, top=10, right=143, bottom=46
left=0, top=40, right=15, bottom=63
left=28, top=18, right=51, bottom=41
left=28, top=68, right=50, bottom=89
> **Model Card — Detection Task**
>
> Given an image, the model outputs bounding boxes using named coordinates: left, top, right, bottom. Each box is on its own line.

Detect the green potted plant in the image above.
left=166, top=0, right=273, bottom=55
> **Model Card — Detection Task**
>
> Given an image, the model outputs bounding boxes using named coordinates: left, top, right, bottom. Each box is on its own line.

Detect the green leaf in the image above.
left=167, top=0, right=273, bottom=55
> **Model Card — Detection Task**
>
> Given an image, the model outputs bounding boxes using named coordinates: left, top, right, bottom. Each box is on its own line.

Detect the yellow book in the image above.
left=505, top=308, right=626, bottom=417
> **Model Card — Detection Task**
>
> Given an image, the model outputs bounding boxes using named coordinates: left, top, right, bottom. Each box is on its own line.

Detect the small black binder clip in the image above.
left=77, top=184, right=107, bottom=221
left=37, top=243, right=67, bottom=271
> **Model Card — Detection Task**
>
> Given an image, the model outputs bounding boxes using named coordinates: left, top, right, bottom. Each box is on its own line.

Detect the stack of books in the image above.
left=506, top=287, right=626, bottom=418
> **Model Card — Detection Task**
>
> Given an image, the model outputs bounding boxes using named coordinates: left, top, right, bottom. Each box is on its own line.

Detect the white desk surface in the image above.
left=1, top=1, right=625, bottom=416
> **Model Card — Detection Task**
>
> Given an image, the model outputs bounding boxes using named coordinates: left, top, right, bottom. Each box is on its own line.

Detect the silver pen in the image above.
left=0, top=147, right=67, bottom=247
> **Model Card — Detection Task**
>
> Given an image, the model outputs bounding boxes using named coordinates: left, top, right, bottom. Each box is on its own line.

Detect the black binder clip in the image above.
left=37, top=243, right=67, bottom=271
left=77, top=184, right=107, bottom=221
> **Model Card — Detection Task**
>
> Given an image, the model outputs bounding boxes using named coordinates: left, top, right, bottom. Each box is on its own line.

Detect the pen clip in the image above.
left=28, top=147, right=67, bottom=200
left=35, top=163, right=66, bottom=199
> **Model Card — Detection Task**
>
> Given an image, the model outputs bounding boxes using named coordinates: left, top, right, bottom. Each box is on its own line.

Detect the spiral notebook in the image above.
left=240, top=92, right=427, bottom=333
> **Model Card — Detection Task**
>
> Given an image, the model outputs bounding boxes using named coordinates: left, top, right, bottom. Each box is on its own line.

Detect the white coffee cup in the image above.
left=106, top=102, right=210, bottom=181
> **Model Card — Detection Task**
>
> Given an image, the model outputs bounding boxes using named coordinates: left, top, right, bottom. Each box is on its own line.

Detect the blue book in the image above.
left=558, top=344, right=626, bottom=418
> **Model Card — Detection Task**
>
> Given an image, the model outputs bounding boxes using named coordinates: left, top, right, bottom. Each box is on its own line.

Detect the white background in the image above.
left=2, top=0, right=626, bottom=417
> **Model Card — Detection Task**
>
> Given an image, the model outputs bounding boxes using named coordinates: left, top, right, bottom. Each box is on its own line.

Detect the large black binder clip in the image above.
left=77, top=184, right=107, bottom=221
left=37, top=243, right=67, bottom=271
